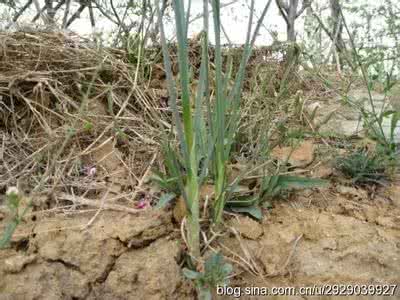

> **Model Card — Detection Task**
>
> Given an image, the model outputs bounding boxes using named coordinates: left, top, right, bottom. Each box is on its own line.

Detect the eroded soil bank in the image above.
left=1, top=179, right=399, bottom=299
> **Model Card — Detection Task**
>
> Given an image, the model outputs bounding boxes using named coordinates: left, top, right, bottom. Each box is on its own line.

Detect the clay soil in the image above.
left=1, top=179, right=400, bottom=299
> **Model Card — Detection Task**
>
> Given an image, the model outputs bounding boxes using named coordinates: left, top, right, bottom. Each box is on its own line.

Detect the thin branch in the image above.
left=32, top=0, right=65, bottom=23
left=296, top=0, right=311, bottom=18
left=62, top=0, right=71, bottom=28
left=66, top=3, right=87, bottom=28
left=11, top=0, right=33, bottom=23
left=276, top=0, right=289, bottom=24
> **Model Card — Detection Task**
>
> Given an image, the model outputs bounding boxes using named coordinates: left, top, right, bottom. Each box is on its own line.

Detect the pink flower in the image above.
left=82, top=166, right=96, bottom=177
left=88, top=167, right=96, bottom=177
left=135, top=198, right=150, bottom=209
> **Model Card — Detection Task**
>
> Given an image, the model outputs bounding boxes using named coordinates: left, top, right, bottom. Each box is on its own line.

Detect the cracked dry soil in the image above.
left=1, top=182, right=400, bottom=299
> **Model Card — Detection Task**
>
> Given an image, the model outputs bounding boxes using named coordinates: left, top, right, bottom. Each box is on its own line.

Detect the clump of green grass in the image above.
left=335, top=149, right=388, bottom=185
left=156, top=0, right=273, bottom=262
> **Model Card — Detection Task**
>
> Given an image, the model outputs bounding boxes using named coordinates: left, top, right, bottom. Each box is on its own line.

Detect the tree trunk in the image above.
left=329, top=0, right=345, bottom=66
left=287, top=0, right=298, bottom=42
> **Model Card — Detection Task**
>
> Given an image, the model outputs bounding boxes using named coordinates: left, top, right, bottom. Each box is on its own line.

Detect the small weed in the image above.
left=0, top=187, right=31, bottom=249
left=183, top=252, right=232, bottom=300
left=83, top=121, right=94, bottom=132
left=226, top=174, right=328, bottom=220
left=335, top=149, right=388, bottom=185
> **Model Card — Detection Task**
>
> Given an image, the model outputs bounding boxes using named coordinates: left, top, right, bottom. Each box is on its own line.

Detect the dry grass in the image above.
left=0, top=30, right=325, bottom=216
left=0, top=30, right=165, bottom=210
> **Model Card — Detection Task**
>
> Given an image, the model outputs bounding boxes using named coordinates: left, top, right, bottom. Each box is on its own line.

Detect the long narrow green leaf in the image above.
left=277, top=176, right=329, bottom=189
left=225, top=0, right=273, bottom=159
left=230, top=205, right=263, bottom=220
left=173, top=0, right=194, bottom=157
left=156, top=1, right=188, bottom=164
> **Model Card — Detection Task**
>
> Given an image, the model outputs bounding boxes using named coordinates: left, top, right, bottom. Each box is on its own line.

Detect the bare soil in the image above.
left=1, top=178, right=399, bottom=299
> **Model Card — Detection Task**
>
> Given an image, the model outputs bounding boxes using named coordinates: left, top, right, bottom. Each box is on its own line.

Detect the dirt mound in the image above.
left=0, top=210, right=190, bottom=299
left=218, top=183, right=400, bottom=298
left=2, top=182, right=399, bottom=299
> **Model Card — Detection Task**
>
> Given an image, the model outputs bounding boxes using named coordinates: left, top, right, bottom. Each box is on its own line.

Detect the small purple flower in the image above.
left=82, top=165, right=96, bottom=177
left=88, top=167, right=97, bottom=177
left=135, top=197, right=150, bottom=209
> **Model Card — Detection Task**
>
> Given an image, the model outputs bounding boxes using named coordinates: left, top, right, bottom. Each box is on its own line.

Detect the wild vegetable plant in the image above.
left=335, top=149, right=387, bottom=185
left=339, top=7, right=400, bottom=161
left=156, top=0, right=273, bottom=260
left=183, top=252, right=232, bottom=300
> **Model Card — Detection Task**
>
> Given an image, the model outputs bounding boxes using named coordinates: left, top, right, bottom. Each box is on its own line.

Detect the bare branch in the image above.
left=11, top=0, right=33, bottom=23
left=66, top=3, right=87, bottom=28
left=62, top=0, right=71, bottom=28
left=296, top=0, right=311, bottom=18
left=276, top=0, right=289, bottom=24
left=277, top=0, right=289, bottom=11
left=32, top=0, right=65, bottom=23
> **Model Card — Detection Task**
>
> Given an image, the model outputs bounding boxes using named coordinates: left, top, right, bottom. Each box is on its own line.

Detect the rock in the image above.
left=229, top=216, right=263, bottom=240
left=271, top=140, right=315, bottom=168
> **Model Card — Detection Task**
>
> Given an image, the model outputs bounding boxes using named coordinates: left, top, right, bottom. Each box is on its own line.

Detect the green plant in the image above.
left=156, top=0, right=273, bottom=260
left=339, top=6, right=399, bottom=160
left=183, top=252, right=232, bottom=300
left=226, top=174, right=328, bottom=220
left=0, top=188, right=30, bottom=249
left=335, top=149, right=388, bottom=185
left=83, top=121, right=94, bottom=132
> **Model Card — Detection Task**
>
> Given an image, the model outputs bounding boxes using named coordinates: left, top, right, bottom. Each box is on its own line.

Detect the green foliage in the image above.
left=151, top=170, right=180, bottom=195
left=83, top=121, right=94, bottom=132
left=261, top=175, right=328, bottom=197
left=183, top=252, right=233, bottom=300
left=156, top=0, right=273, bottom=260
left=155, top=193, right=177, bottom=209
left=338, top=4, right=399, bottom=162
left=0, top=189, right=30, bottom=249
left=226, top=175, right=328, bottom=220
left=335, top=149, right=388, bottom=185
